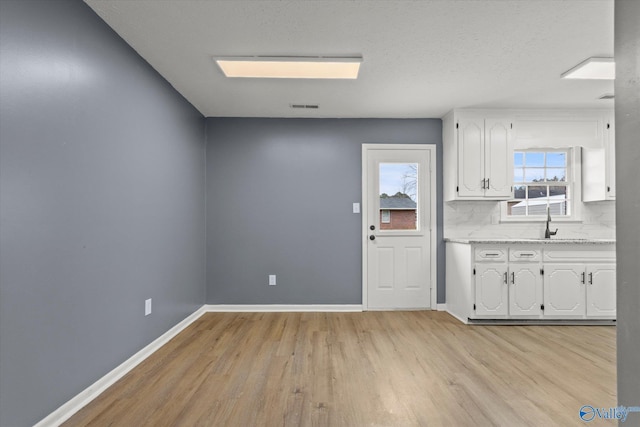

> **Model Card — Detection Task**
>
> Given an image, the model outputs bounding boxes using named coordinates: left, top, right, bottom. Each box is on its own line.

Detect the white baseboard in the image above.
left=437, top=303, right=447, bottom=311
left=204, top=304, right=363, bottom=312
left=34, top=305, right=208, bottom=427
left=445, top=309, right=469, bottom=325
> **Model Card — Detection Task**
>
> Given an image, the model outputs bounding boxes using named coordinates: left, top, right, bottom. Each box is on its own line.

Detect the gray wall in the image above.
left=206, top=118, right=443, bottom=305
left=615, top=0, right=640, bottom=424
left=0, top=1, right=206, bottom=426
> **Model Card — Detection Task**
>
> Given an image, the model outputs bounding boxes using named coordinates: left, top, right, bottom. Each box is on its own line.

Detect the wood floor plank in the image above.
left=63, top=311, right=616, bottom=427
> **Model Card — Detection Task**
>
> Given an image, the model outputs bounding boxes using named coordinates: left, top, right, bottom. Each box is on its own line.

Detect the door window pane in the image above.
left=379, top=163, right=418, bottom=230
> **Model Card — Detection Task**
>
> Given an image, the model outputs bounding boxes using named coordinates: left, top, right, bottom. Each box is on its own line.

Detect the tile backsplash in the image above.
left=443, top=200, right=616, bottom=239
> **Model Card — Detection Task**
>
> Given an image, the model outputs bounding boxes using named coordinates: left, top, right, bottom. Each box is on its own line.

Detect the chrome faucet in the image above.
left=545, top=206, right=558, bottom=239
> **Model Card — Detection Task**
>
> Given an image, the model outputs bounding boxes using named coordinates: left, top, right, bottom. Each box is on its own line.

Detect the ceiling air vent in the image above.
left=599, top=94, right=615, bottom=100
left=290, top=104, right=319, bottom=109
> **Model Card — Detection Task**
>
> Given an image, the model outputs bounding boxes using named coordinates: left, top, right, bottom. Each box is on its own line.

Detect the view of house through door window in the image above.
left=379, top=163, right=418, bottom=230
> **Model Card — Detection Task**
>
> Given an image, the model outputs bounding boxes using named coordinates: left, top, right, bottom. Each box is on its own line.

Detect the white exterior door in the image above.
left=363, top=145, right=436, bottom=310
left=475, top=263, right=508, bottom=316
left=509, top=263, right=542, bottom=316
left=586, top=264, right=616, bottom=317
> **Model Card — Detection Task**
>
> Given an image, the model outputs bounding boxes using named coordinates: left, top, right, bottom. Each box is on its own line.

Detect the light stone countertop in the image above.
left=444, top=238, right=616, bottom=245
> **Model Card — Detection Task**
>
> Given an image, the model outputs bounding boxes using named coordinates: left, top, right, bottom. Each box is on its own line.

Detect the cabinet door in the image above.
left=458, top=118, right=485, bottom=197
left=583, top=118, right=615, bottom=202
left=509, top=263, right=542, bottom=316
left=582, top=147, right=607, bottom=202
left=544, top=264, right=586, bottom=317
left=606, top=118, right=616, bottom=198
left=484, top=119, right=513, bottom=198
left=586, top=264, right=616, bottom=317
left=475, top=263, right=508, bottom=316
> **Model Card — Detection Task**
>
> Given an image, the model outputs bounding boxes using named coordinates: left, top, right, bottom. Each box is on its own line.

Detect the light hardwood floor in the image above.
left=63, top=311, right=616, bottom=427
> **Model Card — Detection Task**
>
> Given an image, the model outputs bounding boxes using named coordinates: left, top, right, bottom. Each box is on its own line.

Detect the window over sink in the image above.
left=501, top=149, right=577, bottom=220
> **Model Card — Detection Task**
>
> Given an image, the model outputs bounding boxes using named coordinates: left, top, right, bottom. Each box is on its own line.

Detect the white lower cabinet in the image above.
left=475, top=257, right=543, bottom=318
left=445, top=241, right=616, bottom=323
left=473, top=248, right=542, bottom=319
left=586, top=264, right=616, bottom=316
left=509, top=263, right=543, bottom=316
left=543, top=263, right=617, bottom=318
left=544, top=264, right=586, bottom=317
left=475, top=263, right=508, bottom=316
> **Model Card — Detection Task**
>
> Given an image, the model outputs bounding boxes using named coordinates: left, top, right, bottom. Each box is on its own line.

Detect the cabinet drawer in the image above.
left=543, top=248, right=616, bottom=262
left=475, top=247, right=507, bottom=262
left=510, top=249, right=541, bottom=262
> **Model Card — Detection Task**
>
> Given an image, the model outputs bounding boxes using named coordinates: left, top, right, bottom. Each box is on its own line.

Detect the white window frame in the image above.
left=501, top=147, right=582, bottom=222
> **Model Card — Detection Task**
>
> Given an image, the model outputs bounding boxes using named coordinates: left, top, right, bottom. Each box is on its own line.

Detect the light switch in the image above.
left=269, top=275, right=276, bottom=286
left=353, top=203, right=360, bottom=214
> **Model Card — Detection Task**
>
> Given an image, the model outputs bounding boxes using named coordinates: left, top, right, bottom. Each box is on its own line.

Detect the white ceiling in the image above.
left=84, top=0, right=614, bottom=118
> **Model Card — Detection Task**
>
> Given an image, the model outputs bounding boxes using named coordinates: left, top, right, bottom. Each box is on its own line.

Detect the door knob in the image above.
left=369, top=235, right=376, bottom=241
left=370, top=225, right=375, bottom=230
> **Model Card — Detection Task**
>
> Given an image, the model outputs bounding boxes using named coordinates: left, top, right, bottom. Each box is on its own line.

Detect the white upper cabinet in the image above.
left=513, top=115, right=604, bottom=149
left=485, top=119, right=513, bottom=197
left=606, top=116, right=616, bottom=198
left=444, top=111, right=513, bottom=200
left=444, top=109, right=615, bottom=203
left=457, top=118, right=484, bottom=197
left=583, top=113, right=616, bottom=201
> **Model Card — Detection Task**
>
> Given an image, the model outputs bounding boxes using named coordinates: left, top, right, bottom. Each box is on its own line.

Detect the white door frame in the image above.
left=361, top=144, right=437, bottom=310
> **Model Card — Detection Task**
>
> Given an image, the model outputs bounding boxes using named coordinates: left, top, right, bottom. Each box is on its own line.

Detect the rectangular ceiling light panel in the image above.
left=215, top=56, right=362, bottom=79
left=561, top=57, right=615, bottom=80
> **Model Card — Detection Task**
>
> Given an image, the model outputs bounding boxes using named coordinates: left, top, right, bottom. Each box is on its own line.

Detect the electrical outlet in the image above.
left=352, top=202, right=360, bottom=213
left=145, top=298, right=152, bottom=316
left=269, top=275, right=276, bottom=286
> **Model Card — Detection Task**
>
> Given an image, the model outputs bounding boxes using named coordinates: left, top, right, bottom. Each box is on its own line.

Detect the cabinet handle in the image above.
left=486, top=178, right=490, bottom=189
left=503, top=272, right=508, bottom=284
left=520, top=253, right=534, bottom=257
left=581, top=272, right=586, bottom=284
left=511, top=272, right=515, bottom=284
left=481, top=178, right=486, bottom=189
left=589, top=272, right=593, bottom=285
left=485, top=253, right=500, bottom=257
